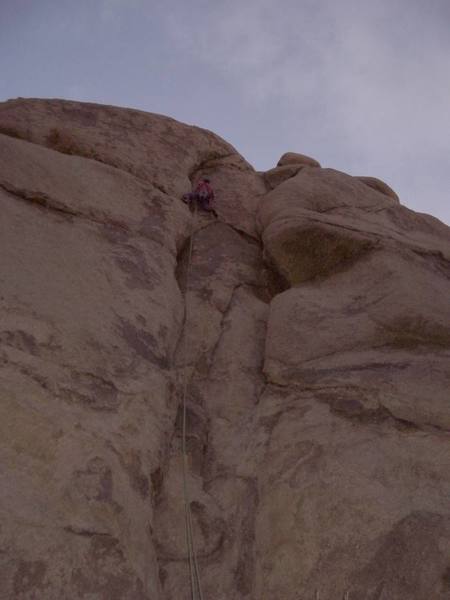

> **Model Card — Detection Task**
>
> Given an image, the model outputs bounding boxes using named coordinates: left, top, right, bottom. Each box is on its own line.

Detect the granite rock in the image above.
left=1, top=99, right=449, bottom=600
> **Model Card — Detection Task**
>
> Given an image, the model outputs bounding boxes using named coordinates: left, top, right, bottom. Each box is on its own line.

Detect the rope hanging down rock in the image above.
left=180, top=201, right=204, bottom=600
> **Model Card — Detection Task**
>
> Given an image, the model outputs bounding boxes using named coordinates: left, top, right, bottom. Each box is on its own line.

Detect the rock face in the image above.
left=264, top=164, right=305, bottom=190
left=277, top=151, right=321, bottom=168
left=0, top=98, right=449, bottom=600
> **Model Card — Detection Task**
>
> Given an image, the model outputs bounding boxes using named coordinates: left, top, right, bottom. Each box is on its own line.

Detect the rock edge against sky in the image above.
left=0, top=98, right=449, bottom=599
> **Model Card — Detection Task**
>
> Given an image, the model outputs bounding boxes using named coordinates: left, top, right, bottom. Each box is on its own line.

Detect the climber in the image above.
left=182, top=178, right=218, bottom=217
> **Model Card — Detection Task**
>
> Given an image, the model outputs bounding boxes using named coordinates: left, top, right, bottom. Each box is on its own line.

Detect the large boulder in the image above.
left=254, top=162, right=450, bottom=599
left=264, top=164, right=305, bottom=189
left=277, top=151, right=321, bottom=168
left=356, top=175, right=400, bottom=202
left=1, top=98, right=449, bottom=600
left=257, top=167, right=449, bottom=286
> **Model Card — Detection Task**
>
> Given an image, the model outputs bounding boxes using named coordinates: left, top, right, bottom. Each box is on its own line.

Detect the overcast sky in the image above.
left=1, top=0, right=449, bottom=223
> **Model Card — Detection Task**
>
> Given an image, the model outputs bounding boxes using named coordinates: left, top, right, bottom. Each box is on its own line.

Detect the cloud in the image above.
left=164, top=1, right=285, bottom=91
left=165, top=0, right=450, bottom=118
left=162, top=0, right=450, bottom=221
left=1, top=0, right=448, bottom=221
left=100, top=0, right=143, bottom=24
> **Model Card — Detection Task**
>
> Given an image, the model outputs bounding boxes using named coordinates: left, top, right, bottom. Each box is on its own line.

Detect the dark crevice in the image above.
left=0, top=181, right=128, bottom=228
left=228, top=223, right=261, bottom=245
left=174, top=235, right=192, bottom=295
left=234, top=478, right=259, bottom=596
left=306, top=216, right=384, bottom=240
left=238, top=281, right=272, bottom=305
left=262, top=257, right=290, bottom=299
left=117, top=317, right=170, bottom=370
left=0, top=182, right=80, bottom=218
left=63, top=526, right=112, bottom=538
left=173, top=402, right=210, bottom=474
left=204, top=284, right=243, bottom=377
left=314, top=389, right=448, bottom=434
left=175, top=219, right=284, bottom=302
left=412, top=248, right=450, bottom=280
left=261, top=380, right=449, bottom=435
left=155, top=212, right=268, bottom=589
left=175, top=220, right=263, bottom=295
left=377, top=406, right=422, bottom=432
left=150, top=181, right=168, bottom=195
left=329, top=399, right=419, bottom=431
left=315, top=203, right=353, bottom=214
left=150, top=467, right=164, bottom=507
left=107, top=442, right=150, bottom=500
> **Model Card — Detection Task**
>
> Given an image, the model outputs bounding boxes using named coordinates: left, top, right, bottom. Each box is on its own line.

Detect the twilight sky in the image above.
left=1, top=0, right=449, bottom=223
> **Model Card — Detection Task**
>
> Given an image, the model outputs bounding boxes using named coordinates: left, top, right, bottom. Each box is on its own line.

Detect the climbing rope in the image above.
left=181, top=199, right=204, bottom=600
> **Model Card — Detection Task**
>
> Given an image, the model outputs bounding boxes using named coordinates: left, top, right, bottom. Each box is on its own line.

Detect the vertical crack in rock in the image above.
left=152, top=218, right=270, bottom=599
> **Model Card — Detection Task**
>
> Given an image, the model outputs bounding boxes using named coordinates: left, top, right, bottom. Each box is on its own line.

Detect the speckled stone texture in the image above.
left=0, top=98, right=449, bottom=600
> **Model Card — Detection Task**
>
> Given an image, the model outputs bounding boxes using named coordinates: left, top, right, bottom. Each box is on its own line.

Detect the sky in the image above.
left=1, top=0, right=449, bottom=224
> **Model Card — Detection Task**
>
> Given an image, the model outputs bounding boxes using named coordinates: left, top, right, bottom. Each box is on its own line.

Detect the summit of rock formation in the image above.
left=1, top=98, right=449, bottom=600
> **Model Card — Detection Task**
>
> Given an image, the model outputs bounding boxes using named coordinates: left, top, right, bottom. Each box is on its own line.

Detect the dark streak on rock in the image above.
left=73, top=456, right=115, bottom=503
left=114, top=244, right=160, bottom=290
left=61, top=372, right=120, bottom=412
left=117, top=318, right=169, bottom=369
left=0, top=330, right=39, bottom=355
left=442, top=565, right=450, bottom=590
left=174, top=234, right=193, bottom=295
left=0, top=182, right=77, bottom=219
left=234, top=478, right=258, bottom=596
left=0, top=181, right=133, bottom=234
left=174, top=402, right=209, bottom=474
left=158, top=566, right=168, bottom=587
left=64, top=526, right=112, bottom=538
left=412, top=249, right=450, bottom=280
left=150, top=467, right=164, bottom=506
left=108, top=443, right=150, bottom=499
left=316, top=391, right=420, bottom=432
